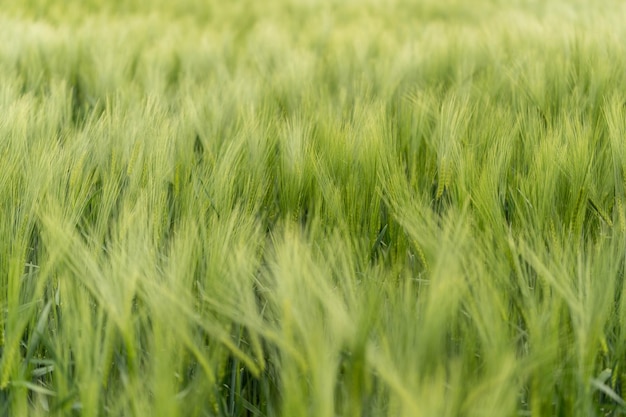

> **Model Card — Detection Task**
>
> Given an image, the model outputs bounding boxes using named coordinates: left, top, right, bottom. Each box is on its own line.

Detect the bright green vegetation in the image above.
left=2, top=0, right=626, bottom=415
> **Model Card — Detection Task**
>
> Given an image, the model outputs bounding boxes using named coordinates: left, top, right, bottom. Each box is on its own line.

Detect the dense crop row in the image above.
left=1, top=1, right=626, bottom=415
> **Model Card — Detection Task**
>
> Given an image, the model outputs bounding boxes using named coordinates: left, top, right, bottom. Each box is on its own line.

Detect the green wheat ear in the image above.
left=0, top=336, right=17, bottom=389
left=616, top=197, right=625, bottom=233
left=412, top=238, right=429, bottom=272
left=436, top=157, right=450, bottom=200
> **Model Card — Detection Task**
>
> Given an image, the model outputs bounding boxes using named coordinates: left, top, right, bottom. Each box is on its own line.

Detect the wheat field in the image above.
left=1, top=0, right=626, bottom=416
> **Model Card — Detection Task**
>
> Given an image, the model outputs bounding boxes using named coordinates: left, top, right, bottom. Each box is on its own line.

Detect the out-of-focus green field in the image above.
left=2, top=0, right=626, bottom=415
